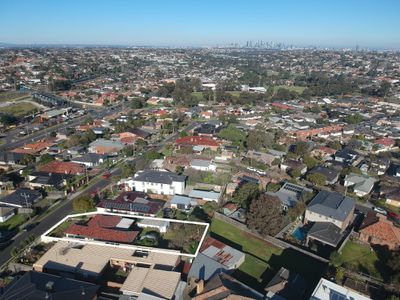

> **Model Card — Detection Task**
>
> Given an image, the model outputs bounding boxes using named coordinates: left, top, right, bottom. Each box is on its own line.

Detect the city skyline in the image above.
left=1, top=0, right=400, bottom=49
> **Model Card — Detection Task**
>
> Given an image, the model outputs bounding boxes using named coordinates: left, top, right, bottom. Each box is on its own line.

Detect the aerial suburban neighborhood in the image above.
left=0, top=1, right=400, bottom=300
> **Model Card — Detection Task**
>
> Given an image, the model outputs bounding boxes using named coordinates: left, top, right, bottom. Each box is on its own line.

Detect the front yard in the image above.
left=0, top=214, right=28, bottom=230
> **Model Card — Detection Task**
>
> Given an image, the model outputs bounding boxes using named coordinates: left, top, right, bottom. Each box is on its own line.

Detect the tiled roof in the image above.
left=39, top=161, right=84, bottom=175
left=360, top=214, right=400, bottom=246
left=176, top=136, right=220, bottom=147
left=65, top=215, right=138, bottom=244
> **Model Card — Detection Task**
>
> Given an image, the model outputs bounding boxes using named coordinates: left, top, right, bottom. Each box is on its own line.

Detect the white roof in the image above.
left=116, top=218, right=135, bottom=229
left=310, top=278, right=371, bottom=300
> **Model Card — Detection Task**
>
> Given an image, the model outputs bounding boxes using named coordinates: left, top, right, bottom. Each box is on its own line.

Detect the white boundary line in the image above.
left=41, top=211, right=209, bottom=258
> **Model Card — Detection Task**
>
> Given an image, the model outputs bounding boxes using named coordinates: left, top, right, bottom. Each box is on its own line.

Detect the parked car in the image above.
left=102, top=172, right=111, bottom=179
left=373, top=206, right=387, bottom=215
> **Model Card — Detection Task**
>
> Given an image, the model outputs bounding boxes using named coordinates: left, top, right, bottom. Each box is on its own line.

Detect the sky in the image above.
left=1, top=0, right=400, bottom=49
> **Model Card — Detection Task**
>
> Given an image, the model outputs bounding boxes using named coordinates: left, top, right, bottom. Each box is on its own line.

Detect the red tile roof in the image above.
left=175, top=136, right=220, bottom=147
left=375, top=137, right=395, bottom=147
left=65, top=214, right=138, bottom=244
left=360, top=214, right=400, bottom=247
left=39, top=161, right=84, bottom=175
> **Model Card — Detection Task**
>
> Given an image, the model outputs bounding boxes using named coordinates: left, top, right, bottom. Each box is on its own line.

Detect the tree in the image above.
left=345, top=113, right=363, bottom=124
left=307, top=173, right=327, bottom=186
left=218, top=124, right=246, bottom=145
left=39, top=153, right=54, bottom=165
left=121, top=162, right=134, bottom=178
left=266, top=182, right=281, bottom=192
left=248, top=194, right=287, bottom=236
left=145, top=150, right=163, bottom=160
left=232, top=183, right=260, bottom=209
left=131, top=98, right=143, bottom=109
left=288, top=201, right=306, bottom=221
left=245, top=129, right=274, bottom=151
left=292, top=141, right=309, bottom=156
left=0, top=114, right=18, bottom=126
left=179, top=131, right=188, bottom=138
left=289, top=167, right=302, bottom=179
left=303, top=155, right=320, bottom=169
left=73, top=195, right=95, bottom=212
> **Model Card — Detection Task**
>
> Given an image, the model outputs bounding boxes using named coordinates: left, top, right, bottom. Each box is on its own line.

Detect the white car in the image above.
left=373, top=207, right=387, bottom=215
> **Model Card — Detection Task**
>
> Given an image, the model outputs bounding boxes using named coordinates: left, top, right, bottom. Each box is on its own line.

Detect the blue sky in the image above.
left=1, top=0, right=399, bottom=48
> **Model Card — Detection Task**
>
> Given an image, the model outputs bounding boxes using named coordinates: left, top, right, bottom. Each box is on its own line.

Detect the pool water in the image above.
left=292, top=227, right=306, bottom=241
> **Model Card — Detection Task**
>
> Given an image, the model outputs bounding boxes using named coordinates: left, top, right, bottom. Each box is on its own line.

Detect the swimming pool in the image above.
left=292, top=227, right=306, bottom=241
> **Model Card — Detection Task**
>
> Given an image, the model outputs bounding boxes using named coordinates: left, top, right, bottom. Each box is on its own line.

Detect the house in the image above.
left=305, top=191, right=355, bottom=231
left=310, top=278, right=371, bottom=300
left=128, top=170, right=186, bottom=195
left=137, top=218, right=170, bottom=233
left=33, top=240, right=180, bottom=283
left=306, top=222, right=344, bottom=248
left=189, top=189, right=221, bottom=203
left=27, top=171, right=71, bottom=189
left=97, top=191, right=164, bottom=217
left=188, top=237, right=245, bottom=280
left=65, top=214, right=139, bottom=244
left=370, top=157, right=390, bottom=175
left=308, top=166, right=339, bottom=185
left=0, top=188, right=42, bottom=208
left=264, top=267, right=307, bottom=300
left=193, top=273, right=264, bottom=300
left=88, top=139, right=124, bottom=156
left=374, top=137, right=396, bottom=152
left=280, top=159, right=307, bottom=175
left=359, top=211, right=400, bottom=250
left=71, top=153, right=107, bottom=168
left=267, top=181, right=313, bottom=211
left=170, top=195, right=194, bottom=210
left=0, top=151, right=26, bottom=165
left=0, top=207, right=15, bottom=223
left=311, top=146, right=337, bottom=160
left=0, top=271, right=99, bottom=300
left=189, top=159, right=217, bottom=172
left=385, top=188, right=400, bottom=207
left=118, top=128, right=152, bottom=144
left=334, top=148, right=358, bottom=165
left=175, top=136, right=220, bottom=152
left=39, top=161, right=84, bottom=175
left=344, top=173, right=377, bottom=197
left=246, top=150, right=276, bottom=166
left=222, top=202, right=238, bottom=216
left=193, top=123, right=221, bottom=137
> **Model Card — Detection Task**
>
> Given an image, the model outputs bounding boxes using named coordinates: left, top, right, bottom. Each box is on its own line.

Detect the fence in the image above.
left=214, top=212, right=329, bottom=263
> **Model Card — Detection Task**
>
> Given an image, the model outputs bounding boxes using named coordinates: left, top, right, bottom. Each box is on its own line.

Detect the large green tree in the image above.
left=248, top=194, right=287, bottom=236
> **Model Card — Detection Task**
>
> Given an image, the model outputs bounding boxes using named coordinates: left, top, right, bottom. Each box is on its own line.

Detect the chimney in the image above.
left=196, top=280, right=204, bottom=294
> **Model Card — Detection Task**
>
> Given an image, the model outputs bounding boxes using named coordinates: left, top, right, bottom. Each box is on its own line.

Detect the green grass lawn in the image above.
left=49, top=220, right=73, bottom=237
left=274, top=85, right=306, bottom=94
left=0, top=214, right=27, bottom=230
left=339, top=240, right=391, bottom=281
left=0, top=92, right=30, bottom=103
left=1, top=102, right=38, bottom=116
left=210, top=218, right=327, bottom=291
left=190, top=92, right=204, bottom=101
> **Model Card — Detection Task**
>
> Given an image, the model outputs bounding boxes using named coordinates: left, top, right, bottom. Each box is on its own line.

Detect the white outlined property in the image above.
left=40, top=211, right=210, bottom=258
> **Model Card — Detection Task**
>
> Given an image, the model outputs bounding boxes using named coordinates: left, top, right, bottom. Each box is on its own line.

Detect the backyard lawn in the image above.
left=274, top=85, right=306, bottom=94
left=210, top=218, right=327, bottom=292
left=339, top=240, right=391, bottom=281
left=1, top=101, right=37, bottom=116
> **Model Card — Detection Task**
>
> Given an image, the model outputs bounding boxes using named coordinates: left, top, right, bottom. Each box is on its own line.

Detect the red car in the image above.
left=102, top=172, right=111, bottom=179
left=388, top=212, right=400, bottom=220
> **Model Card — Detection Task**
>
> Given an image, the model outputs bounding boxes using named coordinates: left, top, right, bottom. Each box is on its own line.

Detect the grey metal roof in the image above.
left=307, top=191, right=355, bottom=222
left=189, top=189, right=220, bottom=201
left=188, top=253, right=228, bottom=281
left=134, top=170, right=186, bottom=184
left=0, top=188, right=42, bottom=207
left=171, top=195, right=192, bottom=205
left=72, top=153, right=107, bottom=163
